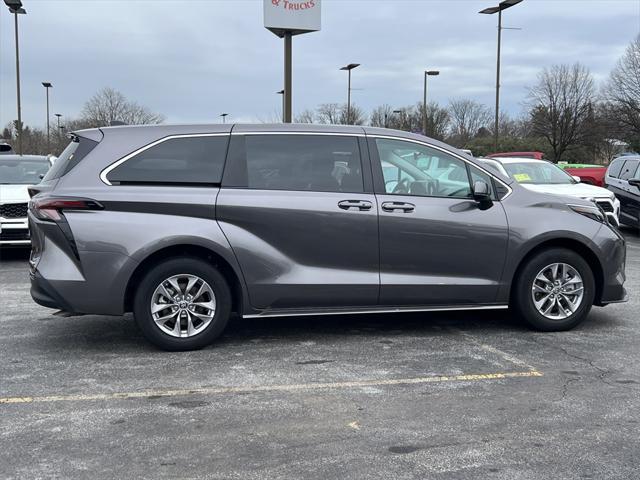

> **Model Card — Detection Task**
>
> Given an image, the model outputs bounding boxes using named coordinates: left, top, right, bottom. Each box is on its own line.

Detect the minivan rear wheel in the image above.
left=133, top=257, right=231, bottom=351
left=513, top=248, right=595, bottom=331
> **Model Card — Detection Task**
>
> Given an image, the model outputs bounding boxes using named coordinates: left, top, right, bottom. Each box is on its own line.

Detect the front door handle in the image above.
left=381, top=201, right=415, bottom=213
left=338, top=200, right=373, bottom=211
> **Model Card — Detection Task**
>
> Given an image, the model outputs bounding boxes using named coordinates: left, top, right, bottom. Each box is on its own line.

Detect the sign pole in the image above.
left=284, top=31, right=292, bottom=123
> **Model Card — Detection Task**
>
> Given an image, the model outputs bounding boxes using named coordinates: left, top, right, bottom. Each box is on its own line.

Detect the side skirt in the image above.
left=243, top=304, right=509, bottom=319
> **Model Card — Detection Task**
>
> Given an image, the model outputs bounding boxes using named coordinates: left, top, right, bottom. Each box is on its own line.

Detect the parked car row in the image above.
left=26, top=124, right=626, bottom=350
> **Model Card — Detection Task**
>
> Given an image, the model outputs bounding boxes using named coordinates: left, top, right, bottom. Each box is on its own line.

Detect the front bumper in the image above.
left=594, top=224, right=628, bottom=306
left=0, top=217, right=30, bottom=245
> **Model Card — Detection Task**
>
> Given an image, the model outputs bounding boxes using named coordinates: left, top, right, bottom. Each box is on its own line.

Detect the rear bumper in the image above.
left=30, top=271, right=73, bottom=311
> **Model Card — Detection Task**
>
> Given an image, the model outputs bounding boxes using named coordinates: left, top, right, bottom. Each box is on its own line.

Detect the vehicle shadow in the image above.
left=32, top=306, right=624, bottom=355
left=0, top=246, right=30, bottom=262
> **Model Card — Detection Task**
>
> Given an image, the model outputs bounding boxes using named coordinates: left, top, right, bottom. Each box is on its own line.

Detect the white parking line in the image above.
left=454, top=328, right=540, bottom=372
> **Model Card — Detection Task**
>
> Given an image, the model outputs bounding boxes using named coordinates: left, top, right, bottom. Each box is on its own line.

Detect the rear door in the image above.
left=369, top=136, right=509, bottom=306
left=216, top=132, right=379, bottom=310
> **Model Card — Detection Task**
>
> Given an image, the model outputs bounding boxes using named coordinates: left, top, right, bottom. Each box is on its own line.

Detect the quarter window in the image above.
left=242, top=135, right=363, bottom=193
left=375, top=138, right=472, bottom=198
left=106, top=136, right=229, bottom=185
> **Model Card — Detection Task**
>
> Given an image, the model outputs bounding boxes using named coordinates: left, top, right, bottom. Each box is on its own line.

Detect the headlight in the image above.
left=569, top=204, right=606, bottom=223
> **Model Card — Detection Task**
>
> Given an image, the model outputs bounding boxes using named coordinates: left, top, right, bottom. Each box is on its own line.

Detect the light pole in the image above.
left=42, top=82, right=53, bottom=152
left=480, top=0, right=523, bottom=151
left=276, top=90, right=284, bottom=123
left=340, top=63, right=360, bottom=125
left=5, top=0, right=26, bottom=155
left=55, top=113, right=62, bottom=132
left=422, top=70, right=439, bottom=137
left=220, top=113, right=229, bottom=124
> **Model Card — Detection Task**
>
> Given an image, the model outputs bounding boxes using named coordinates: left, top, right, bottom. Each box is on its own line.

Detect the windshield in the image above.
left=0, top=159, right=50, bottom=185
left=503, top=162, right=575, bottom=185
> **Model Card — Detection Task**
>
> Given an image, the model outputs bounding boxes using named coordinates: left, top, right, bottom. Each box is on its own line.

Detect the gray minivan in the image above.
left=28, top=124, right=627, bottom=350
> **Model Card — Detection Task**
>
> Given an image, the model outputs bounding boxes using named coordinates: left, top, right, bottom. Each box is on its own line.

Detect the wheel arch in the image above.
left=510, top=237, right=604, bottom=305
left=123, top=244, right=246, bottom=315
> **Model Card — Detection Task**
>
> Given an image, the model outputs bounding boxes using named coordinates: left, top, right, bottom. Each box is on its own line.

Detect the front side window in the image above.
left=375, top=138, right=472, bottom=198
left=243, top=135, right=363, bottom=193
left=619, top=159, right=640, bottom=181
left=106, top=135, right=229, bottom=185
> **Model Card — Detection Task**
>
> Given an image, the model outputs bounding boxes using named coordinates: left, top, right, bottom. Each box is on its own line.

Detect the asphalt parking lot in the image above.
left=1, top=230, right=639, bottom=480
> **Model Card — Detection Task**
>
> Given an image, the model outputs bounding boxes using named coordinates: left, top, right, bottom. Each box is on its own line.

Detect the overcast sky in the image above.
left=1, top=0, right=639, bottom=129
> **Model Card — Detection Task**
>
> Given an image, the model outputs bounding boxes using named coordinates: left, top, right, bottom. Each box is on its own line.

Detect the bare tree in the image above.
left=339, top=103, right=367, bottom=125
left=316, top=103, right=342, bottom=124
left=295, top=109, right=316, bottom=124
left=370, top=104, right=394, bottom=128
left=447, top=99, right=492, bottom=146
left=603, top=35, right=640, bottom=149
left=419, top=102, right=450, bottom=140
left=81, top=87, right=165, bottom=127
left=527, top=63, right=596, bottom=162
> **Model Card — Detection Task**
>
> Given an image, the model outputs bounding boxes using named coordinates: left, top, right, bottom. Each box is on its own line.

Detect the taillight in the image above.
left=29, top=197, right=104, bottom=222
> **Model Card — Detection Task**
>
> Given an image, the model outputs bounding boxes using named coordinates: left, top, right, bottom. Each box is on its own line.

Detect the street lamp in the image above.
left=340, top=63, right=360, bottom=125
left=480, top=0, right=523, bottom=151
left=423, top=70, right=439, bottom=137
left=220, top=113, right=229, bottom=124
left=55, top=113, right=62, bottom=132
left=42, top=82, right=53, bottom=152
left=4, top=0, right=26, bottom=155
left=276, top=90, right=285, bottom=123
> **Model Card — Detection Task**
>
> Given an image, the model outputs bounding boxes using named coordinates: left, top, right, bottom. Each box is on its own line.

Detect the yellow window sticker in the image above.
left=513, top=173, right=531, bottom=182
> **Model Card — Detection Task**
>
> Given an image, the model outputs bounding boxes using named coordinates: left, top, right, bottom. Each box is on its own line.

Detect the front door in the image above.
left=369, top=136, right=509, bottom=306
left=217, top=133, right=379, bottom=310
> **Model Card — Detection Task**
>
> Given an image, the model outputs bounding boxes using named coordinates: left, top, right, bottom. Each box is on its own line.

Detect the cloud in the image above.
left=0, top=0, right=638, bottom=129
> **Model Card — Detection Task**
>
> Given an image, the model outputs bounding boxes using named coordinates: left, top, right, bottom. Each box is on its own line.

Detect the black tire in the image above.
left=133, top=257, right=231, bottom=351
left=513, top=248, right=595, bottom=332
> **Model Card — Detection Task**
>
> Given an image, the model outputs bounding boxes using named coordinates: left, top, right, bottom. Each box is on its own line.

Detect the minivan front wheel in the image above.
left=133, top=258, right=231, bottom=351
left=513, top=248, right=595, bottom=331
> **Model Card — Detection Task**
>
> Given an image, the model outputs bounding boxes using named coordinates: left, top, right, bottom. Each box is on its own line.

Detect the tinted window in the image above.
left=243, top=135, right=363, bottom=193
left=107, top=135, right=228, bottom=185
left=43, top=137, right=98, bottom=181
left=607, top=158, right=625, bottom=178
left=619, top=159, right=640, bottom=181
left=375, top=138, right=472, bottom=198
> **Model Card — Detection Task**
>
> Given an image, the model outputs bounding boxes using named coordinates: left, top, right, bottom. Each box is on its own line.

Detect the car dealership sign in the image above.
left=264, top=0, right=321, bottom=37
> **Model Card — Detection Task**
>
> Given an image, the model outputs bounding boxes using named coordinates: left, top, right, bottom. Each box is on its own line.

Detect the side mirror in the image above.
left=572, top=175, right=581, bottom=183
left=629, top=178, right=640, bottom=188
left=472, top=180, right=493, bottom=209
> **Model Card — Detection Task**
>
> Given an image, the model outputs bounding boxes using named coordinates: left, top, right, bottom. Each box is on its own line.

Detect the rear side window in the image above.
left=227, top=135, right=363, bottom=193
left=106, top=135, right=229, bottom=185
left=43, top=137, right=98, bottom=181
left=619, top=159, right=640, bottom=181
left=607, top=158, right=625, bottom=178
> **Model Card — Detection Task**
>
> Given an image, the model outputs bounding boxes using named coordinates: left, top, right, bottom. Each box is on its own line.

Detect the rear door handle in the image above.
left=381, top=201, right=415, bottom=213
left=338, top=200, right=373, bottom=211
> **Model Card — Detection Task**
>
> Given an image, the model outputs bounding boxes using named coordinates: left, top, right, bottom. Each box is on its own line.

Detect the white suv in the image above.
left=481, top=157, right=621, bottom=227
left=0, top=155, right=52, bottom=246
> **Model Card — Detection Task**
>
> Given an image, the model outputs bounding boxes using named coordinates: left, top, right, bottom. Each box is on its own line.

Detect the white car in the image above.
left=481, top=157, right=621, bottom=227
left=0, top=155, right=53, bottom=246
